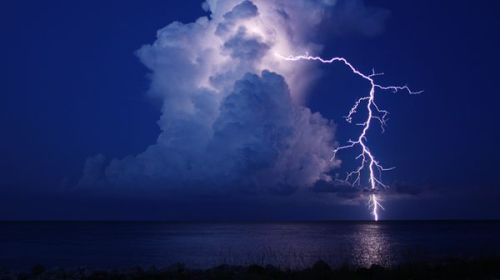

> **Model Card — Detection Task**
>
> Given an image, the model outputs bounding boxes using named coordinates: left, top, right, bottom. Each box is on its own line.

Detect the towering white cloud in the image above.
left=80, top=0, right=385, bottom=195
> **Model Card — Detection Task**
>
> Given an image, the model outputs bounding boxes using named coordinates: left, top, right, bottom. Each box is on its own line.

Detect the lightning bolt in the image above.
left=276, top=53, right=421, bottom=221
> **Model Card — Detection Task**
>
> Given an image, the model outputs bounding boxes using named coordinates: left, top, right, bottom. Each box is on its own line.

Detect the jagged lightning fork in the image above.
left=276, top=53, right=421, bottom=221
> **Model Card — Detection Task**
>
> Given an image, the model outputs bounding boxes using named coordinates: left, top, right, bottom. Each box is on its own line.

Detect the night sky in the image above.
left=1, top=0, right=499, bottom=220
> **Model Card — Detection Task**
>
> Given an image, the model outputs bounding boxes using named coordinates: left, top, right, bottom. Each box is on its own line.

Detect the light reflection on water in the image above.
left=351, top=223, right=391, bottom=267
left=1, top=221, right=500, bottom=269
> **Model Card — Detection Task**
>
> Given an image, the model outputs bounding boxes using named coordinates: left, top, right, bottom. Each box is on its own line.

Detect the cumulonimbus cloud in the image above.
left=79, top=0, right=387, bottom=196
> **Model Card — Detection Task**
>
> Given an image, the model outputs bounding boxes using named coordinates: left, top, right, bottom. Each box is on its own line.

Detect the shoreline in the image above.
left=2, top=258, right=500, bottom=280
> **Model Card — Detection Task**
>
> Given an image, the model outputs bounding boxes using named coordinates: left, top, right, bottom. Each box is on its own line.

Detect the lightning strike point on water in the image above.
left=276, top=53, right=421, bottom=221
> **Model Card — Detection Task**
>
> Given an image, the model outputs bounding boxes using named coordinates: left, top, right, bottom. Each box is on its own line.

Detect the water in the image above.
left=1, top=221, right=499, bottom=270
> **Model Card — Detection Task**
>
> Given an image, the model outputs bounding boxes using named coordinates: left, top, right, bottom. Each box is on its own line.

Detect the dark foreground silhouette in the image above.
left=2, top=259, right=500, bottom=280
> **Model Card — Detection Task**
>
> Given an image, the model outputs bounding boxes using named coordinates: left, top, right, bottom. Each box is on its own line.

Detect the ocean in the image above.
left=1, top=221, right=499, bottom=270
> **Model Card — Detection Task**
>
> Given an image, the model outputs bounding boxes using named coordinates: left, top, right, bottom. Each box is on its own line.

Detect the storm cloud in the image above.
left=78, top=0, right=342, bottom=195
left=79, top=0, right=389, bottom=197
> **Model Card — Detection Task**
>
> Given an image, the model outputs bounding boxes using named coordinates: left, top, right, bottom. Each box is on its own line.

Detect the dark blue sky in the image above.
left=1, top=0, right=499, bottom=220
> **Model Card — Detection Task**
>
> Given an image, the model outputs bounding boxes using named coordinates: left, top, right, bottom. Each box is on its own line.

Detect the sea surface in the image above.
left=1, top=221, right=499, bottom=270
